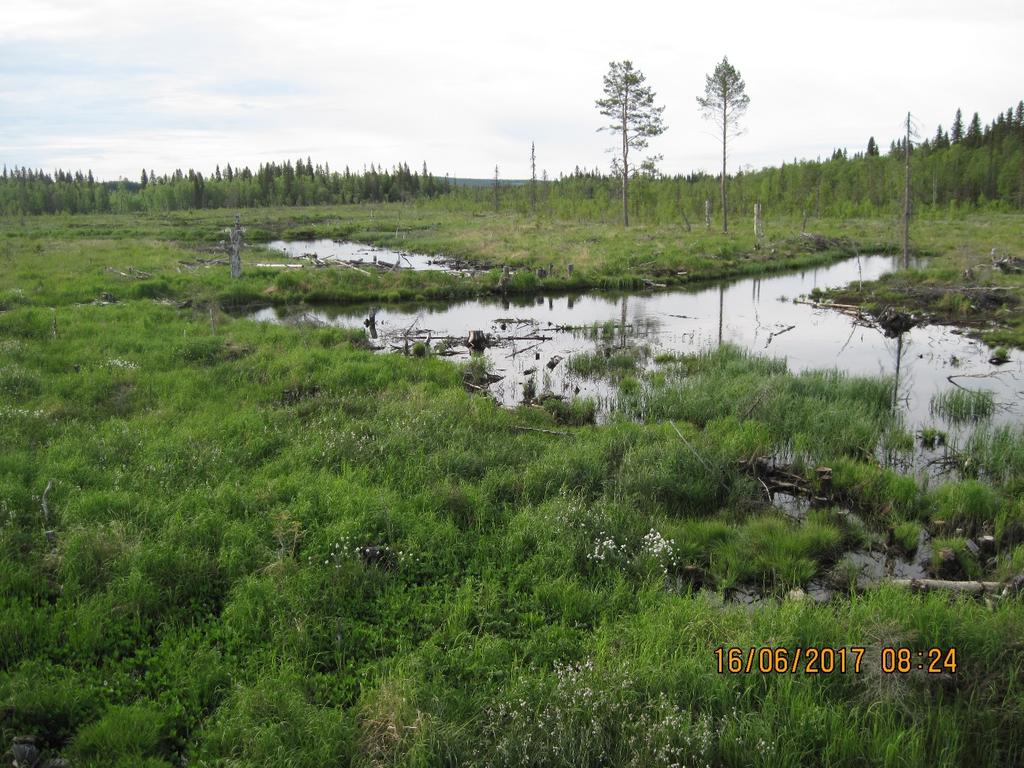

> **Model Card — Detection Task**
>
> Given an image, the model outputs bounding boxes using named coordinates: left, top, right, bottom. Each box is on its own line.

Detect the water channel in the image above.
left=250, top=247, right=1021, bottom=450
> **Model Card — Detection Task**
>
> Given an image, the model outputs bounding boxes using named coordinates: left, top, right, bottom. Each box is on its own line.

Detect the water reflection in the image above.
left=266, top=239, right=451, bottom=271
left=248, top=254, right=1022, bottom=447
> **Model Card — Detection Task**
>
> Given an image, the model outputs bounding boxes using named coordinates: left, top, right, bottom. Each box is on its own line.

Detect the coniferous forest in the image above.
left=3, top=103, right=1023, bottom=219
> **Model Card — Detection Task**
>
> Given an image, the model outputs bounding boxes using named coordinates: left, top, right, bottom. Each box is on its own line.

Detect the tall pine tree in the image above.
left=951, top=108, right=965, bottom=143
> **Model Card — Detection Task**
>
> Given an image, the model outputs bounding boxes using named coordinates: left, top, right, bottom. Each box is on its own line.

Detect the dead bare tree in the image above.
left=902, top=112, right=913, bottom=269
left=493, top=165, right=500, bottom=213
left=229, top=214, right=243, bottom=279
left=530, top=142, right=537, bottom=213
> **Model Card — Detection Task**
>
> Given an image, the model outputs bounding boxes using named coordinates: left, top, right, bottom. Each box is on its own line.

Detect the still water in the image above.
left=249, top=254, right=1022, bottom=446
left=266, top=239, right=451, bottom=271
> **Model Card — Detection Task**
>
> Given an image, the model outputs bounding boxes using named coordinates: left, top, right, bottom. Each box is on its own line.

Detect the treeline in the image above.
left=2, top=102, right=1023, bottom=221
left=0, top=159, right=451, bottom=215
left=487, top=101, right=1024, bottom=223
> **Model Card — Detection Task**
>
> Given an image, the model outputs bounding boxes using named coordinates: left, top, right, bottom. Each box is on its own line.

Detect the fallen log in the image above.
left=508, top=341, right=544, bottom=359
left=741, top=456, right=834, bottom=505
left=509, top=425, right=572, bottom=437
left=105, top=266, right=152, bottom=279
left=335, top=260, right=372, bottom=276
left=793, top=298, right=865, bottom=316
left=888, top=578, right=1006, bottom=595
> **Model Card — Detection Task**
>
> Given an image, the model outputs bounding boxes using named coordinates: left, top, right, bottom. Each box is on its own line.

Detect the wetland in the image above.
left=2, top=206, right=1023, bottom=767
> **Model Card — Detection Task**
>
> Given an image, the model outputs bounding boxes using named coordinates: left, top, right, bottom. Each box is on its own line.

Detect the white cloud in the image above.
left=2, top=0, right=1021, bottom=180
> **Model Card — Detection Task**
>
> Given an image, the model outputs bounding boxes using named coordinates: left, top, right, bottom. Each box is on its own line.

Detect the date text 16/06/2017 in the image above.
left=714, top=646, right=958, bottom=675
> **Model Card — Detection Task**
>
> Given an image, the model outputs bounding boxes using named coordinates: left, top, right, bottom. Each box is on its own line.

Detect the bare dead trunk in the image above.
left=903, top=112, right=911, bottom=269
left=622, top=100, right=629, bottom=227
left=230, top=214, right=243, bottom=279
left=721, top=105, right=728, bottom=233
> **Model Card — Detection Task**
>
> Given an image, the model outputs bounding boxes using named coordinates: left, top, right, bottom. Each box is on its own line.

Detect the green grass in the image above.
left=818, top=212, right=1024, bottom=349
left=567, top=346, right=649, bottom=379
left=893, top=520, right=923, bottom=554
left=928, top=480, right=1003, bottom=536
left=929, top=388, right=997, bottom=423
left=0, top=205, right=904, bottom=309
left=2, top=213, right=1024, bottom=765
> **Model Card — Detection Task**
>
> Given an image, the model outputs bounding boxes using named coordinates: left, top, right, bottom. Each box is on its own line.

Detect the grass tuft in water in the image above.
left=929, top=387, right=995, bottom=424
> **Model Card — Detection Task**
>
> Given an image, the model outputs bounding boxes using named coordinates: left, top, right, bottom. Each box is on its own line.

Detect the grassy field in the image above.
left=0, top=204, right=901, bottom=308
left=2, top=209, right=1024, bottom=766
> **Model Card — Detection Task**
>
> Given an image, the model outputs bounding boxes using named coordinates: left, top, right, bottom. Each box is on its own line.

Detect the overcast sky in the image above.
left=2, top=0, right=1022, bottom=181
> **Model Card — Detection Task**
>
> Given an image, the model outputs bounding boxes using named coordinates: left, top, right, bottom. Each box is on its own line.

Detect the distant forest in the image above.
left=2, top=102, right=1023, bottom=221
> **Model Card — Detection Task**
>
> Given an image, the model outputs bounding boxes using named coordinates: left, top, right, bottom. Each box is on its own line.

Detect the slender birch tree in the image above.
left=697, top=56, right=750, bottom=233
left=596, top=60, right=666, bottom=227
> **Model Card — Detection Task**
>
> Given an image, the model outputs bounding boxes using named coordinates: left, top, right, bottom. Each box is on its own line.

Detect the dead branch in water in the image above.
left=508, top=341, right=544, bottom=359
left=765, top=324, right=795, bottom=347
left=793, top=298, right=866, bottom=318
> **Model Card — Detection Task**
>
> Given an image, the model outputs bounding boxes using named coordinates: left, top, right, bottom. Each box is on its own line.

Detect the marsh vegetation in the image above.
left=1, top=204, right=1023, bottom=766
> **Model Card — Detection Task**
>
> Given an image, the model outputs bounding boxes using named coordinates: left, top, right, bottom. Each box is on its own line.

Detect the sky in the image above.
left=2, top=0, right=1022, bottom=182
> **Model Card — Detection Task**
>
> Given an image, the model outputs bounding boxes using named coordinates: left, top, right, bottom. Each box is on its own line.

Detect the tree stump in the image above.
left=815, top=466, right=832, bottom=495
left=467, top=330, right=489, bottom=351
